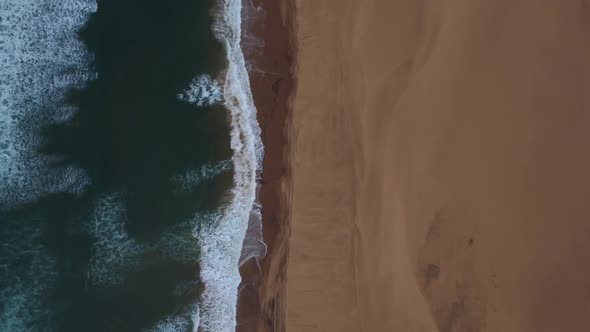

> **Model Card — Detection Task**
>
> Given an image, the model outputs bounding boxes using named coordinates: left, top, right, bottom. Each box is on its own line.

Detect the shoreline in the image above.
left=237, top=0, right=296, bottom=331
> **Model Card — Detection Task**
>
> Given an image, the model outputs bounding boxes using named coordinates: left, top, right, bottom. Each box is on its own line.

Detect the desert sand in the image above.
left=283, top=1, right=590, bottom=331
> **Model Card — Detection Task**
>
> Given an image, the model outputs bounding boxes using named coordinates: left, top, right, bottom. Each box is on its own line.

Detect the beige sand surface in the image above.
left=286, top=1, right=590, bottom=331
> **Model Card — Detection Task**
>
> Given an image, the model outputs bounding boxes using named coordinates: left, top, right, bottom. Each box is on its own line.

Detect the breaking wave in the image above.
left=195, top=0, right=266, bottom=330
left=177, top=75, right=223, bottom=107
left=0, top=1, right=94, bottom=330
left=85, top=194, right=143, bottom=285
left=144, top=304, right=200, bottom=332
left=85, top=193, right=205, bottom=286
left=0, top=0, right=267, bottom=330
left=0, top=0, right=95, bottom=209
left=171, top=160, right=233, bottom=194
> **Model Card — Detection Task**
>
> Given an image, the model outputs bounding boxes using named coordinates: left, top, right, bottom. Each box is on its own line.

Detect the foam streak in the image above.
left=195, top=0, right=265, bottom=330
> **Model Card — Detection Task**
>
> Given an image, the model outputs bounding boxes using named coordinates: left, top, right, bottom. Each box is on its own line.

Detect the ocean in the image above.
left=0, top=0, right=264, bottom=331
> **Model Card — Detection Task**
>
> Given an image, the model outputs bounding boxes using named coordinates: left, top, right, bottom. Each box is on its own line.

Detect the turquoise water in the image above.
left=0, top=0, right=262, bottom=331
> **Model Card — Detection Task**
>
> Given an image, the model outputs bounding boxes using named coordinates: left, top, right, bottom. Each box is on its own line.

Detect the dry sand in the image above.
left=284, top=1, right=590, bottom=331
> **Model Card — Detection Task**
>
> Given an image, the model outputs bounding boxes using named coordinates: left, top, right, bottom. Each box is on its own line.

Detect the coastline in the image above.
left=237, top=0, right=295, bottom=331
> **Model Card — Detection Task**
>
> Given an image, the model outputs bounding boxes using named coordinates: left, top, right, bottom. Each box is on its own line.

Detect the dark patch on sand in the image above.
left=416, top=208, right=488, bottom=332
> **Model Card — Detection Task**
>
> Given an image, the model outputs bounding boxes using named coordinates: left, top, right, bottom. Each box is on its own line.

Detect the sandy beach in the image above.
left=237, top=0, right=294, bottom=331
left=276, top=1, right=590, bottom=331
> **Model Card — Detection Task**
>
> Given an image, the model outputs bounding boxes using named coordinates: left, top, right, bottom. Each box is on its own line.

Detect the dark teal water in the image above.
left=0, top=0, right=232, bottom=331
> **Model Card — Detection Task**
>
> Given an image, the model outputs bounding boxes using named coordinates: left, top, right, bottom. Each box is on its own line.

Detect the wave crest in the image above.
left=196, top=0, right=266, bottom=330
left=0, top=0, right=96, bottom=209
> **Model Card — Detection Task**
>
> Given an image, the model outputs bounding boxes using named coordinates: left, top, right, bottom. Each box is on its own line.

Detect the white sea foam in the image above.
left=171, top=160, right=233, bottom=193
left=195, top=0, right=265, bottom=330
left=157, top=221, right=203, bottom=264
left=239, top=197, right=266, bottom=266
left=0, top=252, right=57, bottom=331
left=0, top=219, right=58, bottom=331
left=241, top=0, right=266, bottom=70
left=0, top=0, right=95, bottom=209
left=177, top=75, right=223, bottom=107
left=85, top=194, right=143, bottom=285
left=1, top=0, right=266, bottom=330
left=145, top=304, right=200, bottom=332
left=0, top=1, right=94, bottom=328
left=85, top=194, right=206, bottom=285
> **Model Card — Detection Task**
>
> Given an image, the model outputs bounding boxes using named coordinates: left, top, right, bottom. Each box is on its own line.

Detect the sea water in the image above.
left=0, top=0, right=263, bottom=331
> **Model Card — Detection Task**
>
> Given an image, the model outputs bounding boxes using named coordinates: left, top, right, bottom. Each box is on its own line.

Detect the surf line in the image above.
left=195, top=0, right=265, bottom=331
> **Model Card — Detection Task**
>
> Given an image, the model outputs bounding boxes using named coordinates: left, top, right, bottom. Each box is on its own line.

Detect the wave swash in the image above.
left=195, top=0, right=266, bottom=330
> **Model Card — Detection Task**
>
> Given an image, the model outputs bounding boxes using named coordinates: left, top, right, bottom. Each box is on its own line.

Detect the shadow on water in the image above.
left=1, top=0, right=230, bottom=331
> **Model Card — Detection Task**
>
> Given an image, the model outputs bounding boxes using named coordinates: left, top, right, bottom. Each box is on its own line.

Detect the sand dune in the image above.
left=285, top=1, right=590, bottom=331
